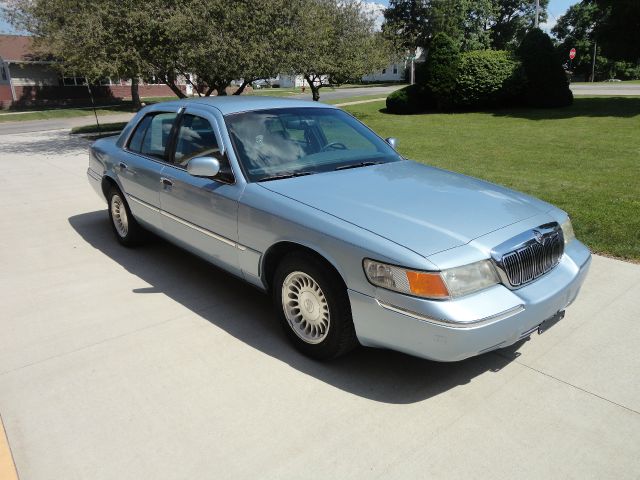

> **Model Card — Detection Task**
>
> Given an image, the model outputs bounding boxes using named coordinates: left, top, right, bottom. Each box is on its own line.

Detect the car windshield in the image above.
left=225, top=107, right=402, bottom=182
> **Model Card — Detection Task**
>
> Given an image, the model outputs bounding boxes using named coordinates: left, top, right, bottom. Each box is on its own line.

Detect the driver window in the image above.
left=174, top=114, right=221, bottom=167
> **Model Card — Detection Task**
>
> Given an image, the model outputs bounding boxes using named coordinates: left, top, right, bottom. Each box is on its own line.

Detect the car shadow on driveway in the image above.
left=68, top=210, right=525, bottom=405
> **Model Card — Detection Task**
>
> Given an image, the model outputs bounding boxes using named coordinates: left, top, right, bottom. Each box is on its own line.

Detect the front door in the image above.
left=159, top=107, right=243, bottom=274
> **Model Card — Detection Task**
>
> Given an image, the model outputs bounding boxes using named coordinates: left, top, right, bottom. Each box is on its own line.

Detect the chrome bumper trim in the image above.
left=376, top=300, right=525, bottom=329
left=87, top=168, right=102, bottom=182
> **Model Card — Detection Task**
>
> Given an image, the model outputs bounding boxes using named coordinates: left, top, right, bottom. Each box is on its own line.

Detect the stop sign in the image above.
left=569, top=48, right=576, bottom=60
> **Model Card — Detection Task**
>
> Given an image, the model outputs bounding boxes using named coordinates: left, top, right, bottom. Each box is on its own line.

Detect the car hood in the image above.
left=258, top=160, right=551, bottom=257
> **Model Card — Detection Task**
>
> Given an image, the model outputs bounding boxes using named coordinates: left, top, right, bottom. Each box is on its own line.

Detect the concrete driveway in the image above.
left=0, top=130, right=639, bottom=480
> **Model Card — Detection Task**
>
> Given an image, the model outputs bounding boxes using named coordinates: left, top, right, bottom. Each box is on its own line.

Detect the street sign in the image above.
left=569, top=48, right=576, bottom=60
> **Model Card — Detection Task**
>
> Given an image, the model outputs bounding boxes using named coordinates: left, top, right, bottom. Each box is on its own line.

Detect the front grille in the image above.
left=500, top=231, right=564, bottom=287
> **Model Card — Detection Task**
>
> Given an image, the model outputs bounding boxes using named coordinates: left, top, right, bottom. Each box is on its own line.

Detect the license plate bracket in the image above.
left=538, top=311, right=565, bottom=335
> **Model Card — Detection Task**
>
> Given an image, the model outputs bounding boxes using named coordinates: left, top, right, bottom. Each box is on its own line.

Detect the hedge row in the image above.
left=386, top=29, right=572, bottom=114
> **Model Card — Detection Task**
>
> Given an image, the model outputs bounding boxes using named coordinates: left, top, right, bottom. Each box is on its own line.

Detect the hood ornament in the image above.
left=533, top=230, right=544, bottom=244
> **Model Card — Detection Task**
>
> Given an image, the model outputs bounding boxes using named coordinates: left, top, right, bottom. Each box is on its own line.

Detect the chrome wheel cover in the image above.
left=282, top=271, right=330, bottom=344
left=110, top=194, right=129, bottom=238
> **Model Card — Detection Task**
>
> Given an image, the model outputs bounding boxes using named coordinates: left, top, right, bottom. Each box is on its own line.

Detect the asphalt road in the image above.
left=0, top=86, right=403, bottom=136
left=0, top=130, right=639, bottom=479
left=571, top=83, right=640, bottom=96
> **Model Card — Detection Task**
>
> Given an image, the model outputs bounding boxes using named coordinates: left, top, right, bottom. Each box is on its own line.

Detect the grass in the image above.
left=70, top=122, right=128, bottom=134
left=325, top=94, right=390, bottom=105
left=341, top=96, right=640, bottom=261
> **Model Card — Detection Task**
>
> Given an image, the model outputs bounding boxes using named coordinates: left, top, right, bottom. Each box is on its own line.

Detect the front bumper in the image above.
left=349, top=240, right=591, bottom=362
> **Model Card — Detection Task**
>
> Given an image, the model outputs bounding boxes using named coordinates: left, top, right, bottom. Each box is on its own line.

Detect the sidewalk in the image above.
left=0, top=112, right=135, bottom=136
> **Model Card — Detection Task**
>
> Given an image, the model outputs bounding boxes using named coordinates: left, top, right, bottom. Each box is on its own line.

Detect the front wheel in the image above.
left=273, top=252, right=358, bottom=360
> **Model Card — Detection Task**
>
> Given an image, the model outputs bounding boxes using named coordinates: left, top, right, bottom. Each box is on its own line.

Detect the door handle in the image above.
left=160, top=177, right=174, bottom=187
left=119, top=162, right=128, bottom=170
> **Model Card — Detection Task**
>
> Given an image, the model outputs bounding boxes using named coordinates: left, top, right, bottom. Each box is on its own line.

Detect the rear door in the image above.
left=158, top=106, right=243, bottom=273
left=115, top=110, right=180, bottom=230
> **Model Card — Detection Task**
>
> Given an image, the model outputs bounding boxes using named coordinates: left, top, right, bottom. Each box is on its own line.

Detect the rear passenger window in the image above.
left=128, top=112, right=178, bottom=160
left=128, top=115, right=152, bottom=153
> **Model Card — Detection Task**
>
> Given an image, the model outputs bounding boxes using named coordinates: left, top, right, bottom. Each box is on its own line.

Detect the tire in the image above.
left=272, top=252, right=358, bottom=360
left=107, top=186, right=145, bottom=246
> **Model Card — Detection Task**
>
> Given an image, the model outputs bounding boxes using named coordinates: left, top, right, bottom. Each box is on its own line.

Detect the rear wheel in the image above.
left=273, top=252, right=358, bottom=360
left=107, top=186, right=145, bottom=246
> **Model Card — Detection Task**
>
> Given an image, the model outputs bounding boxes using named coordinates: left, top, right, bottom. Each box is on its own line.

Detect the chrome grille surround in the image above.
left=491, top=223, right=564, bottom=289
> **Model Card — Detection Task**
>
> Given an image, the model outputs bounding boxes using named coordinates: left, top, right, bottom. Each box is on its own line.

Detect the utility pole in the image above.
left=591, top=40, right=597, bottom=82
left=535, top=0, right=540, bottom=28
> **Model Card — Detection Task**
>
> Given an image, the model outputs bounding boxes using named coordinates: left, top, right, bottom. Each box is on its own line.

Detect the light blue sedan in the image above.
left=87, top=97, right=591, bottom=361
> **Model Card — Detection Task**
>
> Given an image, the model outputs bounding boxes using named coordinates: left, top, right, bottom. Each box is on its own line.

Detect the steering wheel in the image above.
left=321, top=142, right=347, bottom=152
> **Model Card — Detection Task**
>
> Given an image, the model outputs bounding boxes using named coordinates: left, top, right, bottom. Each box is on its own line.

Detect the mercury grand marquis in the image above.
left=87, top=96, right=591, bottom=361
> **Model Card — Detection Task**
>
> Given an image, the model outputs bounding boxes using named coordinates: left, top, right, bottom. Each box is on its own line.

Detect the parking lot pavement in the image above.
left=0, top=130, right=639, bottom=480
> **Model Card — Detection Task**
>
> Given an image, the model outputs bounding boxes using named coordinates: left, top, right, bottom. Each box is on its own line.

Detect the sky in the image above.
left=0, top=0, right=579, bottom=35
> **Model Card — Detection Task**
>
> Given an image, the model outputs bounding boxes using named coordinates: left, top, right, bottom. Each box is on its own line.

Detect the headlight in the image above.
left=363, top=259, right=499, bottom=300
left=561, top=217, right=575, bottom=245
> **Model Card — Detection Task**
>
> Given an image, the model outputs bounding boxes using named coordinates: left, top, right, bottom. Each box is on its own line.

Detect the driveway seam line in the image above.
left=510, top=359, right=639, bottom=415
left=0, top=316, right=181, bottom=378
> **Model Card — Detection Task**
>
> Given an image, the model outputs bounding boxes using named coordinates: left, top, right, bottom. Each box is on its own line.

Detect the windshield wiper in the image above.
left=258, top=171, right=315, bottom=182
left=335, top=161, right=382, bottom=171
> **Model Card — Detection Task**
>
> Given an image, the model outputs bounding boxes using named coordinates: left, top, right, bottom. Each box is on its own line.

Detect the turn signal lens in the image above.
left=363, top=259, right=450, bottom=300
left=364, top=258, right=500, bottom=300
left=406, top=271, right=449, bottom=298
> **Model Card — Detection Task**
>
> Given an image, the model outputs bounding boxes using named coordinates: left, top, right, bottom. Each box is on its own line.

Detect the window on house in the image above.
left=62, top=76, right=87, bottom=86
left=1, top=66, right=6, bottom=81
left=382, top=68, right=386, bottom=74
left=393, top=65, right=398, bottom=74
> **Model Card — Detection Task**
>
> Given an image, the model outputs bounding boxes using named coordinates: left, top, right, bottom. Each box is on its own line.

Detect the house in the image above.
left=0, top=34, right=188, bottom=109
left=362, top=62, right=406, bottom=83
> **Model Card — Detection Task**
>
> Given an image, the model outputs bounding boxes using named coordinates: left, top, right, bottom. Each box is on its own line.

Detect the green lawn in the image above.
left=342, top=97, right=640, bottom=261
left=325, top=94, right=390, bottom=105
left=70, top=121, right=128, bottom=134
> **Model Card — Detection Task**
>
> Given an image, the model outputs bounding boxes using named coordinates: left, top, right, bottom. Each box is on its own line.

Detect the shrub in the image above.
left=517, top=28, right=573, bottom=108
left=385, top=84, right=433, bottom=114
left=425, top=33, right=461, bottom=110
left=454, top=50, right=524, bottom=108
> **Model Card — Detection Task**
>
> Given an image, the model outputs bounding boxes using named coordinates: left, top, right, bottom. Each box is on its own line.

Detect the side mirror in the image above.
left=187, top=156, right=221, bottom=178
left=385, top=137, right=398, bottom=150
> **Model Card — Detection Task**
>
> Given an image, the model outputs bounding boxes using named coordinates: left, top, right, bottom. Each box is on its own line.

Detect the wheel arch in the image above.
left=261, top=241, right=348, bottom=293
left=101, top=174, right=121, bottom=200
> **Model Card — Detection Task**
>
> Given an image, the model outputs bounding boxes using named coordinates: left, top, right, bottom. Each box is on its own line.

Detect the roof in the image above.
left=187, top=96, right=337, bottom=115
left=0, top=34, right=45, bottom=62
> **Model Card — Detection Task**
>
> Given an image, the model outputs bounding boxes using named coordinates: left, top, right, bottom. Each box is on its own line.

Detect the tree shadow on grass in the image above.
left=490, top=97, right=640, bottom=121
left=377, top=97, right=640, bottom=120
left=68, top=210, right=525, bottom=405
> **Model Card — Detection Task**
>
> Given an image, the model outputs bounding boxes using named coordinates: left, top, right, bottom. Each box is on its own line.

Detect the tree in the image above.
left=489, top=0, right=549, bottom=50
left=291, top=0, right=390, bottom=101
left=4, top=0, right=300, bottom=101
left=552, top=1, right=640, bottom=81
left=423, top=33, right=460, bottom=110
left=593, top=0, right=640, bottom=63
left=552, top=2, right=600, bottom=80
left=383, top=0, right=549, bottom=53
left=4, top=0, right=147, bottom=108
left=517, top=28, right=572, bottom=107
